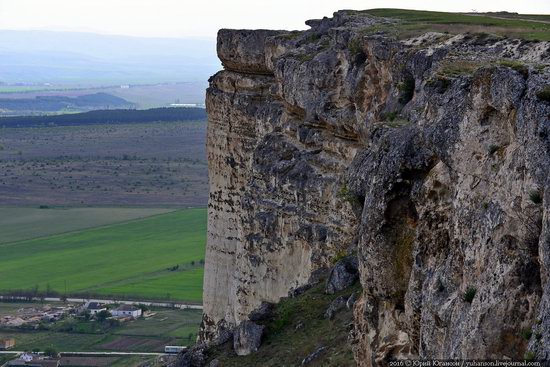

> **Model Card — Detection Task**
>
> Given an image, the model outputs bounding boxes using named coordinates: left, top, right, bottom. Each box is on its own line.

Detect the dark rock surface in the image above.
left=176, top=343, right=207, bottom=367
left=324, top=295, right=348, bottom=319
left=249, top=302, right=275, bottom=322
left=301, top=346, right=327, bottom=365
left=233, top=320, right=265, bottom=356
left=326, top=256, right=359, bottom=294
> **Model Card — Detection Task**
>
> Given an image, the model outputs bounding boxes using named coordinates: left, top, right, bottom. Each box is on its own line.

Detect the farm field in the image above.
left=0, top=121, right=207, bottom=207
left=0, top=302, right=202, bottom=352
left=0, top=207, right=174, bottom=244
left=0, top=82, right=207, bottom=110
left=0, top=209, right=206, bottom=302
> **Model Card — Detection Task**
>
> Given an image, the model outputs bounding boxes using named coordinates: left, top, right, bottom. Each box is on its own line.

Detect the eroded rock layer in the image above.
left=203, top=10, right=550, bottom=364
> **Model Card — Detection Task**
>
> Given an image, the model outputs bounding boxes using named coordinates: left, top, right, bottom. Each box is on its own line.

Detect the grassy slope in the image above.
left=208, top=281, right=361, bottom=367
left=0, top=207, right=174, bottom=244
left=360, top=9, right=550, bottom=40
left=0, top=209, right=206, bottom=302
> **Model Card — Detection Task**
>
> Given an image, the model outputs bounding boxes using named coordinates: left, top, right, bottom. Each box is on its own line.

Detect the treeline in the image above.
left=0, top=107, right=207, bottom=128
left=0, top=288, right=63, bottom=302
left=0, top=92, right=133, bottom=112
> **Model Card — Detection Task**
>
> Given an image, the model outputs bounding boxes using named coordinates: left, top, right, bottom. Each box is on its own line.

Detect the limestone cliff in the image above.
left=202, top=10, right=550, bottom=364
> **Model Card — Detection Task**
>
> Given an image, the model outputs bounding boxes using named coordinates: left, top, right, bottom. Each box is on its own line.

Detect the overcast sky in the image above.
left=0, top=0, right=549, bottom=39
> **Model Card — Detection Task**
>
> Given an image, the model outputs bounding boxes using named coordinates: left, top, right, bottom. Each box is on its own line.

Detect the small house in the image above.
left=84, top=302, right=107, bottom=315
left=111, top=304, right=142, bottom=318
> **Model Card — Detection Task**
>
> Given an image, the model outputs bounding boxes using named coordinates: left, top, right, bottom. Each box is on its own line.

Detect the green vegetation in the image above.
left=209, top=282, right=360, bottom=366
left=0, top=303, right=202, bottom=352
left=437, top=60, right=483, bottom=78
left=0, top=207, right=174, bottom=244
left=0, top=107, right=206, bottom=128
left=488, top=144, right=501, bottom=155
left=297, top=53, right=315, bottom=63
left=358, top=9, right=550, bottom=41
left=393, top=228, right=415, bottom=282
left=524, top=351, right=536, bottom=361
left=304, top=33, right=321, bottom=44
left=498, top=60, right=529, bottom=77
left=520, top=327, right=533, bottom=341
left=337, top=184, right=362, bottom=206
left=463, top=286, right=477, bottom=303
left=0, top=121, right=208, bottom=208
left=279, top=31, right=302, bottom=40
left=348, top=38, right=363, bottom=57
left=529, top=190, right=543, bottom=205
left=331, top=250, right=348, bottom=265
left=382, top=111, right=399, bottom=122
left=536, top=86, right=550, bottom=102
left=398, top=76, right=415, bottom=104
left=380, top=112, right=411, bottom=128
left=0, top=209, right=206, bottom=302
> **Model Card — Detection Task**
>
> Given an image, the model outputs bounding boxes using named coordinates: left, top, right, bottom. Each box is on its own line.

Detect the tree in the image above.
left=95, top=310, right=111, bottom=322
left=44, top=348, right=58, bottom=357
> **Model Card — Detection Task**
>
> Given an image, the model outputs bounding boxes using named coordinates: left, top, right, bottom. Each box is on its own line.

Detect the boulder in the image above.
left=325, top=256, right=359, bottom=294
left=301, top=346, right=327, bottom=365
left=233, top=320, right=265, bottom=356
left=176, top=343, right=207, bottom=367
left=324, top=296, right=347, bottom=320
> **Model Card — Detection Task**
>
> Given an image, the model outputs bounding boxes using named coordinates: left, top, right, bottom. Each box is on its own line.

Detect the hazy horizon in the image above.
left=1, top=0, right=549, bottom=39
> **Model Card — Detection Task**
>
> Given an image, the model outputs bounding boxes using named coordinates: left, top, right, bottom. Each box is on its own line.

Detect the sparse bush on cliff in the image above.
left=524, top=351, right=536, bottom=362
left=488, top=144, right=500, bottom=155
left=529, top=190, right=543, bottom=204
left=297, top=53, right=315, bottom=63
left=348, top=39, right=363, bottom=56
left=463, top=287, right=477, bottom=303
left=438, top=60, right=483, bottom=78
left=398, top=75, right=415, bottom=104
left=520, top=327, right=533, bottom=341
left=331, top=249, right=348, bottom=265
left=536, top=86, right=550, bottom=102
left=337, top=184, right=362, bottom=206
left=498, top=60, right=528, bottom=78
left=382, top=111, right=399, bottom=122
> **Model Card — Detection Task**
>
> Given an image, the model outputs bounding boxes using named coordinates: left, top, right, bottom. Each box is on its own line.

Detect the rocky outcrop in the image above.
left=232, top=321, right=264, bottom=356
left=326, top=255, right=359, bottom=294
left=203, top=9, right=550, bottom=365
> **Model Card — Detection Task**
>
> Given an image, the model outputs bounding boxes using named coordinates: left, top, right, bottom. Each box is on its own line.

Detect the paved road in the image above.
left=0, top=351, right=167, bottom=355
left=0, top=296, right=202, bottom=310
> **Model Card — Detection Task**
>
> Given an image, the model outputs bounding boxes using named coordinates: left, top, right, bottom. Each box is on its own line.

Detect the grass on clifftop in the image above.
left=207, top=281, right=361, bottom=366
left=356, top=9, right=550, bottom=41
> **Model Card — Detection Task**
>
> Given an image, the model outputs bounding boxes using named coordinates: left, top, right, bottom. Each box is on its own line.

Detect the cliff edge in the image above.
left=201, top=9, right=550, bottom=365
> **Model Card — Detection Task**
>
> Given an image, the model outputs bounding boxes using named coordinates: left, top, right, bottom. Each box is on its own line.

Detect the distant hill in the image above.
left=0, top=30, right=220, bottom=84
left=0, top=107, right=207, bottom=127
left=0, top=93, right=134, bottom=113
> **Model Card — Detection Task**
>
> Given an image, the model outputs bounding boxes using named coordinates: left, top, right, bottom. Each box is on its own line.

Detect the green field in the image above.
left=0, top=207, right=175, bottom=244
left=359, top=9, right=550, bottom=41
left=0, top=209, right=206, bottom=302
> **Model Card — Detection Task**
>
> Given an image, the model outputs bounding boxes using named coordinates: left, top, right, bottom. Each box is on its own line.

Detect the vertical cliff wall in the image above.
left=203, top=10, right=550, bottom=364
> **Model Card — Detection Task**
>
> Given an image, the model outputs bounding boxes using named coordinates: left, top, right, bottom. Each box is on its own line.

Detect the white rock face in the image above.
left=201, top=10, right=550, bottom=365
